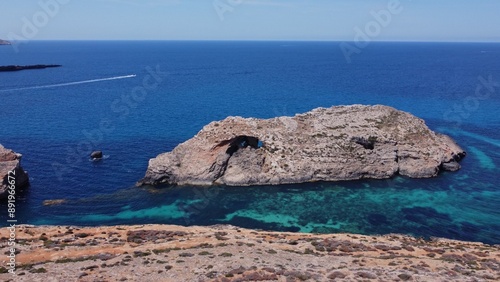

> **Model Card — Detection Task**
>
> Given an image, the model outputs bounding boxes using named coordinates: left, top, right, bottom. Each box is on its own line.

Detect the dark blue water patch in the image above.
left=367, top=213, right=389, bottom=226
left=460, top=222, right=481, bottom=234
left=402, top=207, right=452, bottom=223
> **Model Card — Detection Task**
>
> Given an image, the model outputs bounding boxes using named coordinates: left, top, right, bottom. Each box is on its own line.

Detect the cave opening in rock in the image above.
left=351, top=136, right=377, bottom=150
left=215, top=135, right=263, bottom=156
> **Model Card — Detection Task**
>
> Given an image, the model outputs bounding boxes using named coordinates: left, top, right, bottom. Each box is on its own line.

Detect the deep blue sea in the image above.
left=0, top=41, right=499, bottom=244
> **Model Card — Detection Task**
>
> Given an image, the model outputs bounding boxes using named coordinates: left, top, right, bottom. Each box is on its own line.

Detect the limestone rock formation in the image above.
left=138, top=105, right=465, bottom=187
left=0, top=144, right=29, bottom=198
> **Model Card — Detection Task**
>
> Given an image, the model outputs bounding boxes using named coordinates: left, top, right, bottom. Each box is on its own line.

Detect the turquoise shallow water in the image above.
left=0, top=41, right=499, bottom=244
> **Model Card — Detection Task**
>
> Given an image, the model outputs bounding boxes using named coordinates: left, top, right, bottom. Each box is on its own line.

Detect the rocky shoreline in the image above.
left=139, top=105, right=465, bottom=187
left=0, top=224, right=498, bottom=281
left=0, top=145, right=29, bottom=199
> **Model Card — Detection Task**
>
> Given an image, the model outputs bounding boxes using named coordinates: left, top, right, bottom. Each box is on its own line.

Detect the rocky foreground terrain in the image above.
left=139, top=105, right=465, bottom=187
left=0, top=224, right=498, bottom=281
left=0, top=144, right=29, bottom=198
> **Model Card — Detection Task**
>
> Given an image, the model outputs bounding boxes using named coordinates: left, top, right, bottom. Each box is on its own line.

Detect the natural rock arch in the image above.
left=214, top=135, right=263, bottom=156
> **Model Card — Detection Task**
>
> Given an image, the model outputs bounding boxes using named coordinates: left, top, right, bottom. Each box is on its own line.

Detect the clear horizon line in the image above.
left=4, top=39, right=500, bottom=43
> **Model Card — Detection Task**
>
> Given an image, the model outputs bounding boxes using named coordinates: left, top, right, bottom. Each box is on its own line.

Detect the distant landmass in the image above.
left=0, top=39, right=11, bottom=45
left=0, top=65, right=62, bottom=72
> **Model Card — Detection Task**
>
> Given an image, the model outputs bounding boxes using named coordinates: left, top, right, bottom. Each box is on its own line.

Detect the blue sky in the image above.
left=1, top=0, right=499, bottom=41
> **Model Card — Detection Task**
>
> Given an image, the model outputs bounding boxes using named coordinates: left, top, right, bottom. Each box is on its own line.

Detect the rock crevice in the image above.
left=138, top=105, right=465, bottom=187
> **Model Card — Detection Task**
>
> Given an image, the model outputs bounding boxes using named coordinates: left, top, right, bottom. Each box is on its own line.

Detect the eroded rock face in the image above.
left=138, top=105, right=465, bottom=187
left=0, top=144, right=29, bottom=198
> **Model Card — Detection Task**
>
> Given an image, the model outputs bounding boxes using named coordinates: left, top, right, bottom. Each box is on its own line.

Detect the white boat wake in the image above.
left=0, top=74, right=137, bottom=92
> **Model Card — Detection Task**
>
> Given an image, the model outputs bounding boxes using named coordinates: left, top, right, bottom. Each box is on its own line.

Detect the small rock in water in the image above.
left=91, top=151, right=103, bottom=160
left=441, top=161, right=461, bottom=171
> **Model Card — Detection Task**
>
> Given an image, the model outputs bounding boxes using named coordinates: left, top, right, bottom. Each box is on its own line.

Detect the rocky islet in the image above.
left=139, top=105, right=466, bottom=187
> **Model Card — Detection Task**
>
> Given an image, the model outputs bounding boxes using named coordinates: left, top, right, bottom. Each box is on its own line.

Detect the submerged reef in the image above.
left=139, top=105, right=465, bottom=187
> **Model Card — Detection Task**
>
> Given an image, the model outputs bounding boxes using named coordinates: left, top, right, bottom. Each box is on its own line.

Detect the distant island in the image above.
left=0, top=64, right=62, bottom=72
left=0, top=39, right=11, bottom=45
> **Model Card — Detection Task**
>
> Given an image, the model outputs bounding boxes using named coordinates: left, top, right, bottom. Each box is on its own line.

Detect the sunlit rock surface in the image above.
left=139, top=105, right=465, bottom=187
left=0, top=144, right=29, bottom=198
